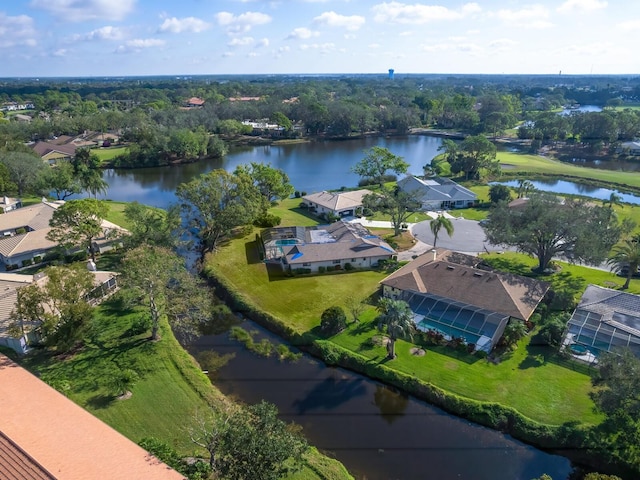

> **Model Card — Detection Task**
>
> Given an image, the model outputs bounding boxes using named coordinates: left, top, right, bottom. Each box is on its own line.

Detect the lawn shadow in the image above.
left=290, top=207, right=322, bottom=223
left=244, top=240, right=262, bottom=265
left=292, top=376, right=367, bottom=414
left=481, top=256, right=532, bottom=276
left=86, top=393, right=115, bottom=410
left=266, top=263, right=290, bottom=282
left=427, top=344, right=480, bottom=365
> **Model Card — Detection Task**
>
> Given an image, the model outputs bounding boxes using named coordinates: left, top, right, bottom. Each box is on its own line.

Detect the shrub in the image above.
left=254, top=213, right=282, bottom=228
left=344, top=262, right=353, bottom=271
left=294, top=191, right=302, bottom=198
left=320, top=306, right=347, bottom=336
left=292, top=268, right=311, bottom=275
left=326, top=265, right=335, bottom=272
left=15, top=227, right=26, bottom=235
left=33, top=256, right=42, bottom=263
left=21, top=258, right=34, bottom=267
left=318, top=266, right=326, bottom=273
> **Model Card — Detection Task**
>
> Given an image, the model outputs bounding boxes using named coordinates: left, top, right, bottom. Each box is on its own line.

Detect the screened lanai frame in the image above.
left=566, top=308, right=640, bottom=357
left=401, top=291, right=509, bottom=347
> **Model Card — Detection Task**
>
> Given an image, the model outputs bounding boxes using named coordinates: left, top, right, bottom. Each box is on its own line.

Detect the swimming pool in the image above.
left=274, top=239, right=299, bottom=246
left=417, top=318, right=480, bottom=346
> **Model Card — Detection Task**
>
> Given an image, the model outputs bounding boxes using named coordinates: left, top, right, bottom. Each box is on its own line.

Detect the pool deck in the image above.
left=562, top=335, right=598, bottom=364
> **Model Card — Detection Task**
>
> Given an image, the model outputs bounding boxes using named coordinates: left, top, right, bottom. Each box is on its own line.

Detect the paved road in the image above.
left=412, top=217, right=507, bottom=255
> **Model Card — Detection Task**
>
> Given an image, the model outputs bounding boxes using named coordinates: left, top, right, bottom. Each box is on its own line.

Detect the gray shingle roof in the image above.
left=398, top=176, right=477, bottom=203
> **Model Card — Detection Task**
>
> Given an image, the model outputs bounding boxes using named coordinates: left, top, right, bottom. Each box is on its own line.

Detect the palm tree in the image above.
left=376, top=297, right=414, bottom=359
left=517, top=179, right=534, bottom=199
left=603, top=192, right=623, bottom=210
left=607, top=238, right=640, bottom=289
left=429, top=215, right=454, bottom=248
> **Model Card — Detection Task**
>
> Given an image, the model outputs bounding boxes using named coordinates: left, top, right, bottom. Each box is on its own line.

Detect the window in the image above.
left=302, top=262, right=311, bottom=267
left=351, top=258, right=356, bottom=262
left=333, top=260, right=341, bottom=264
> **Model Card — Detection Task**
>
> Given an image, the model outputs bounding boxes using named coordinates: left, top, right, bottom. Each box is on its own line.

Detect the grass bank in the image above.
left=17, top=296, right=351, bottom=480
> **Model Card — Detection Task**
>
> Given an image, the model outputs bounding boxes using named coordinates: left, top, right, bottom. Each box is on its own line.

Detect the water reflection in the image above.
left=373, top=385, right=409, bottom=425
left=189, top=322, right=574, bottom=480
left=496, top=179, right=640, bottom=205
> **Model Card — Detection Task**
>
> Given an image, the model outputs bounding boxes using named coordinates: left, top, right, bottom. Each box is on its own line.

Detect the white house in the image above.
left=0, top=196, right=22, bottom=214
left=302, top=189, right=373, bottom=218
left=397, top=176, right=477, bottom=210
left=617, top=141, right=640, bottom=156
left=261, top=220, right=395, bottom=273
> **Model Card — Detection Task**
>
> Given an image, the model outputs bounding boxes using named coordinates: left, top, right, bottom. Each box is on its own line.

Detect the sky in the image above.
left=1, top=0, right=639, bottom=77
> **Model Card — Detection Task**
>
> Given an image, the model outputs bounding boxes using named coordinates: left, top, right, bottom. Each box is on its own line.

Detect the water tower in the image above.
left=388, top=68, right=394, bottom=80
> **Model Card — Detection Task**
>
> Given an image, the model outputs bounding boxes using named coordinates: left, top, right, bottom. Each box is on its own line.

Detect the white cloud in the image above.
left=368, top=43, right=380, bottom=48
left=215, top=11, right=272, bottom=34
left=257, top=38, right=270, bottom=47
left=287, top=27, right=319, bottom=39
left=53, top=49, right=67, bottom=57
left=74, top=26, right=126, bottom=42
left=0, top=13, right=37, bottom=48
left=618, top=19, right=640, bottom=31
left=313, top=11, right=365, bottom=31
left=29, top=0, right=135, bottom=22
left=557, top=0, right=608, bottom=14
left=300, top=42, right=336, bottom=54
left=159, top=17, right=210, bottom=34
left=115, top=38, right=165, bottom=54
left=228, top=36, right=254, bottom=47
left=488, top=38, right=518, bottom=51
left=372, top=2, right=480, bottom=25
left=495, top=5, right=553, bottom=29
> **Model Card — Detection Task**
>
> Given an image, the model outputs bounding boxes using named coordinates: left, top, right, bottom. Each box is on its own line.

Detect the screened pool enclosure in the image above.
left=403, top=291, right=509, bottom=352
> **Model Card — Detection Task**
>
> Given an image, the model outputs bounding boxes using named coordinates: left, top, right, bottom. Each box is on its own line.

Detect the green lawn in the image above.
left=481, top=251, right=640, bottom=295
left=22, top=303, right=222, bottom=454
left=497, top=151, right=640, bottom=191
left=92, top=146, right=128, bottom=163
left=205, top=228, right=386, bottom=333
left=332, top=319, right=600, bottom=425
left=103, top=200, right=132, bottom=229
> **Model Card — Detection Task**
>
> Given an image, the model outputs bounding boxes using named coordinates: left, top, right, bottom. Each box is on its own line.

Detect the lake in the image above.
left=99, top=135, right=443, bottom=208
left=189, top=321, right=574, bottom=480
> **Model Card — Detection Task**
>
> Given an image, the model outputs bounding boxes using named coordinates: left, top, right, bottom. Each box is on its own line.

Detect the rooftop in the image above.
left=381, top=249, right=548, bottom=321
left=0, top=354, right=185, bottom=480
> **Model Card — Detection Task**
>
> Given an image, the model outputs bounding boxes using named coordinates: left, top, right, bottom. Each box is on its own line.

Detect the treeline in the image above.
left=520, top=108, right=640, bottom=151
left=2, top=75, right=640, bottom=169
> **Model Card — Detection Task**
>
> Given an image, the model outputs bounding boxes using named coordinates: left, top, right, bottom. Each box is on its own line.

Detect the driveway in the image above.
left=411, top=217, right=507, bottom=255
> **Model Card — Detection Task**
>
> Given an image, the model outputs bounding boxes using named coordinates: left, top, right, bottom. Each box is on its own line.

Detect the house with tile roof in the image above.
left=380, top=249, right=549, bottom=352
left=564, top=285, right=640, bottom=360
left=302, top=189, right=373, bottom=218
left=0, top=354, right=184, bottom=479
left=0, top=200, right=127, bottom=270
left=397, top=175, right=477, bottom=210
left=186, top=97, right=205, bottom=108
left=261, top=220, right=396, bottom=273
left=0, top=269, right=118, bottom=354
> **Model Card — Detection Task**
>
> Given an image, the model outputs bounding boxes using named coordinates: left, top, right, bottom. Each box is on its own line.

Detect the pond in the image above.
left=189, top=321, right=575, bottom=480
left=494, top=178, right=640, bottom=205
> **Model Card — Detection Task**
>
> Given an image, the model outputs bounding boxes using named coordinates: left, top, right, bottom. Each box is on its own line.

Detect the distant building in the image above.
left=388, top=69, right=395, bottom=80
left=617, top=141, right=640, bottom=156
left=185, top=97, right=205, bottom=108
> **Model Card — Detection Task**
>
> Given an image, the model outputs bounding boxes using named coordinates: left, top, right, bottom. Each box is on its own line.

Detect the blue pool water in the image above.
left=417, top=318, right=480, bottom=345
